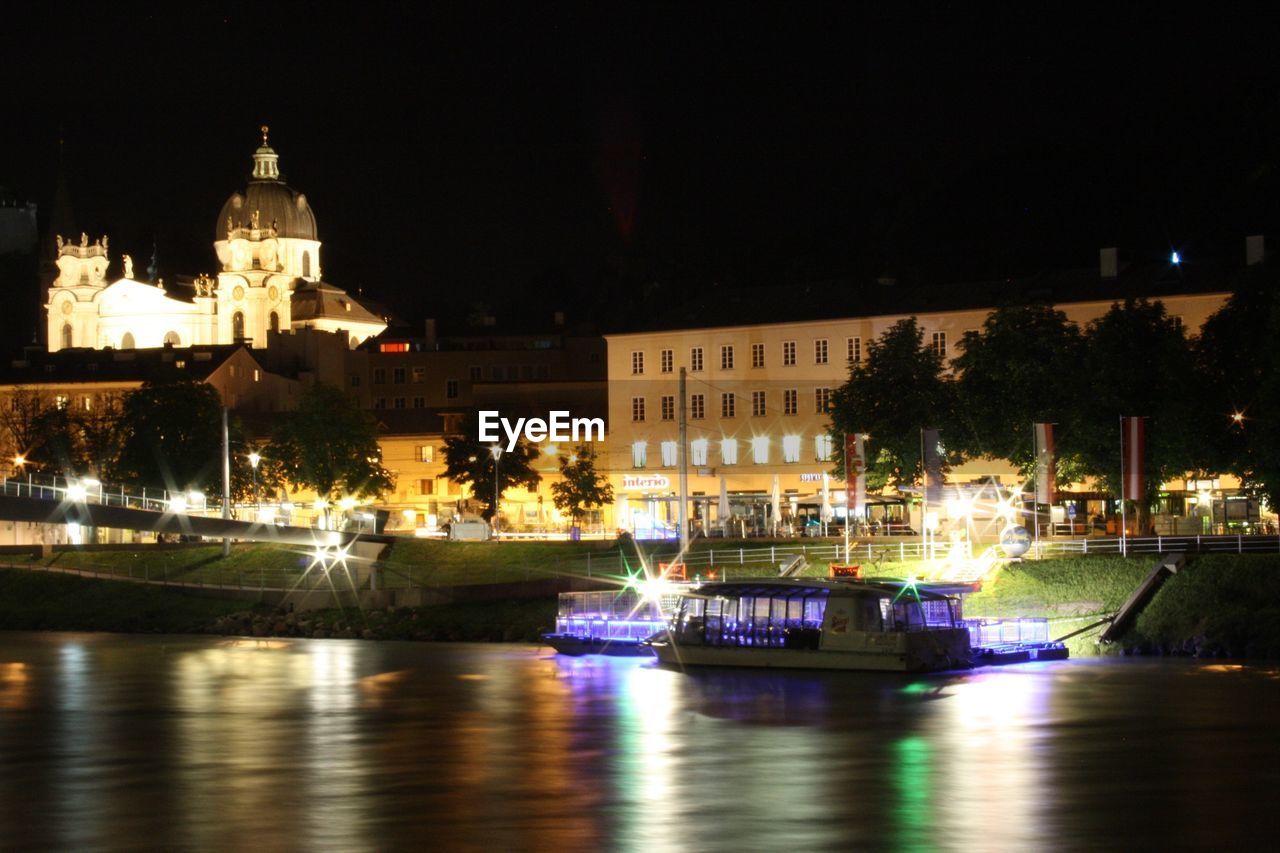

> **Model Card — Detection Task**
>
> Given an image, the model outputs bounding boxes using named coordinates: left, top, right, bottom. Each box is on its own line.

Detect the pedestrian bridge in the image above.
left=0, top=476, right=393, bottom=548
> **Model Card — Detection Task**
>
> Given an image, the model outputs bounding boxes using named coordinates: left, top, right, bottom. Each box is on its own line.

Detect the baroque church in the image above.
left=45, top=128, right=387, bottom=352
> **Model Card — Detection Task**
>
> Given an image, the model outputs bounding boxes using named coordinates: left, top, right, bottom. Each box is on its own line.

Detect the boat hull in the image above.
left=648, top=640, right=964, bottom=672
left=542, top=634, right=655, bottom=657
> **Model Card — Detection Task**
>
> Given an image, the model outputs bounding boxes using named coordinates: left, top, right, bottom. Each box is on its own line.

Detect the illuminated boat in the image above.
left=649, top=578, right=976, bottom=672
left=542, top=588, right=677, bottom=656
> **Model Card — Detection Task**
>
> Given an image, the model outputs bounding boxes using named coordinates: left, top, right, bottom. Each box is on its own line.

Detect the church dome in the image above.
left=216, top=127, right=317, bottom=241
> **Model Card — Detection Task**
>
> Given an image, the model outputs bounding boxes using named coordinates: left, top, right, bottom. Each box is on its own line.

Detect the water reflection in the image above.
left=0, top=634, right=1276, bottom=850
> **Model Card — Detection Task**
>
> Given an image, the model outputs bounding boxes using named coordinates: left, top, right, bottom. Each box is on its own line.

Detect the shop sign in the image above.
left=622, top=475, right=670, bottom=491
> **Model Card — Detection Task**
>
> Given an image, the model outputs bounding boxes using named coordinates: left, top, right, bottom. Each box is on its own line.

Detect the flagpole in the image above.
left=843, top=433, right=850, bottom=563
left=1032, top=423, right=1040, bottom=551
left=1119, top=416, right=1126, bottom=557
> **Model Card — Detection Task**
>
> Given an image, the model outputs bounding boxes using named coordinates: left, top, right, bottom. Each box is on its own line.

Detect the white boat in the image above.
left=649, top=578, right=974, bottom=672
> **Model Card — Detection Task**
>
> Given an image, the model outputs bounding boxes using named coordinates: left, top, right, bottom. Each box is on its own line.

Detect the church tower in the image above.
left=213, top=127, right=320, bottom=345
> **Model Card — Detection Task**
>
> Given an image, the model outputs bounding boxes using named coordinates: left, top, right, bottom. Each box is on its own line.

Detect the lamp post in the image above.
left=248, top=451, right=261, bottom=514
left=490, top=445, right=503, bottom=540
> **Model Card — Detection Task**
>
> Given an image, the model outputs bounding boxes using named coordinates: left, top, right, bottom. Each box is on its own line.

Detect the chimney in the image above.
left=424, top=318, right=437, bottom=350
left=1246, top=235, right=1265, bottom=266
left=1099, top=247, right=1118, bottom=279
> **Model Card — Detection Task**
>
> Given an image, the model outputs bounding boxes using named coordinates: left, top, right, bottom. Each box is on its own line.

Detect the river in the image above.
left=0, top=632, right=1275, bottom=850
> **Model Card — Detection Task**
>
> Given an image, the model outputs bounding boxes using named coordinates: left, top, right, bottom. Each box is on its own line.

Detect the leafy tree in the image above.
left=1194, top=261, right=1280, bottom=508
left=114, top=380, right=228, bottom=493
left=550, top=444, right=614, bottom=525
left=0, top=387, right=49, bottom=469
left=441, top=415, right=541, bottom=522
left=951, top=302, right=1086, bottom=481
left=271, top=383, right=395, bottom=511
left=828, top=317, right=959, bottom=490
left=1072, top=298, right=1197, bottom=530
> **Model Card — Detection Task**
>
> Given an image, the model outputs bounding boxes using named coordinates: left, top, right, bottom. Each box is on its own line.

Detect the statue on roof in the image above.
left=123, top=255, right=133, bottom=279
left=80, top=232, right=87, bottom=247
left=56, top=235, right=63, bottom=251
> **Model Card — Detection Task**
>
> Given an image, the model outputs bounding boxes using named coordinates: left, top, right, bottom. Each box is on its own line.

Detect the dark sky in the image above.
left=5, top=4, right=1280, bottom=334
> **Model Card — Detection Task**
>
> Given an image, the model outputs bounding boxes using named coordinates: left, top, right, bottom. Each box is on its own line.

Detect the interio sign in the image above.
left=622, top=474, right=670, bottom=491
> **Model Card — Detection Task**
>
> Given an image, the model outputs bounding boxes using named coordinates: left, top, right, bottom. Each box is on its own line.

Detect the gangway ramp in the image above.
left=1098, top=552, right=1184, bottom=644
left=777, top=554, right=808, bottom=577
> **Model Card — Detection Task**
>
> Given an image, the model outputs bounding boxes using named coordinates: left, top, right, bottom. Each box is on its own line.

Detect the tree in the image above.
left=550, top=444, right=614, bottom=525
left=271, top=384, right=395, bottom=511
left=951, top=302, right=1085, bottom=478
left=115, top=380, right=228, bottom=493
left=0, top=387, right=49, bottom=468
left=441, top=415, right=541, bottom=522
left=828, top=317, right=959, bottom=490
left=1072, top=298, right=1198, bottom=530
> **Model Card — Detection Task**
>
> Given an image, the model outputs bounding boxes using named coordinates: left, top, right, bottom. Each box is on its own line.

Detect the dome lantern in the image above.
left=251, top=124, right=281, bottom=181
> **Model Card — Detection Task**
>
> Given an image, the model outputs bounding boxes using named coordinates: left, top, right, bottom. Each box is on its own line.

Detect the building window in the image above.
left=815, top=435, right=833, bottom=461
left=269, top=312, right=279, bottom=333
left=784, top=389, right=798, bottom=415
left=413, top=396, right=425, bottom=408
left=302, top=251, right=312, bottom=278
left=931, top=331, right=947, bottom=358
left=417, top=445, right=434, bottom=462
left=374, top=397, right=386, bottom=409
left=751, top=436, right=768, bottom=464
left=393, top=367, right=406, bottom=384
left=690, top=347, right=703, bottom=372
left=690, top=394, right=705, bottom=419
left=660, top=349, right=673, bottom=373
left=446, top=380, right=458, bottom=399
left=752, top=390, right=766, bottom=417
left=632, top=441, right=647, bottom=468
left=469, top=366, right=482, bottom=380
left=816, top=387, right=832, bottom=413
left=491, top=366, right=503, bottom=381
left=80, top=395, right=93, bottom=412
left=783, top=340, right=796, bottom=366
left=393, top=397, right=406, bottom=409
left=721, top=393, right=736, bottom=418
left=231, top=312, right=244, bottom=341
left=164, top=331, right=181, bottom=346
left=751, top=342, right=765, bottom=368
left=691, top=438, right=709, bottom=466
left=55, top=395, right=69, bottom=410
left=253, top=369, right=260, bottom=382
left=373, top=368, right=386, bottom=384
left=350, top=374, right=361, bottom=387
left=1172, top=315, right=1184, bottom=331
left=815, top=338, right=828, bottom=364
left=661, top=395, right=675, bottom=421
left=661, top=440, right=677, bottom=467
left=418, top=479, right=435, bottom=495
left=720, top=345, right=734, bottom=370
left=720, top=438, right=738, bottom=465
left=536, top=365, right=549, bottom=379
left=782, top=434, right=801, bottom=463
left=632, top=397, right=646, bottom=422
left=413, top=367, right=426, bottom=383
left=631, top=351, right=644, bottom=375
left=847, top=336, right=861, bottom=364
left=61, top=323, right=72, bottom=349
left=122, top=332, right=136, bottom=349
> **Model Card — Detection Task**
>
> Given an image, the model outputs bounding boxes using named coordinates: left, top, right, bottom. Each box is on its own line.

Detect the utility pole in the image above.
left=221, top=406, right=230, bottom=558
left=678, top=367, right=689, bottom=555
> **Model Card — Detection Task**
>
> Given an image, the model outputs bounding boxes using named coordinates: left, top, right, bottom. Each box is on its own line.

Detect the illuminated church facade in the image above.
left=45, top=128, right=386, bottom=352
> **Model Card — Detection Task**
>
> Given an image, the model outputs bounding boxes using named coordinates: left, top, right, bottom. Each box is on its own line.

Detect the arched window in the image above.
left=269, top=311, right=279, bottom=333
left=61, top=323, right=73, bottom=349
left=232, top=312, right=245, bottom=340
left=164, top=331, right=181, bottom=346
left=302, top=251, right=311, bottom=278
left=122, top=332, right=135, bottom=349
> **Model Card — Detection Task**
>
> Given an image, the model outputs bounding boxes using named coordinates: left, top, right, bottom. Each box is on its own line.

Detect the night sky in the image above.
left=5, top=4, right=1280, bottom=335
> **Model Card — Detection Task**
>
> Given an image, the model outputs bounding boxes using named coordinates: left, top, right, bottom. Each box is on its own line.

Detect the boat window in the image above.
left=803, top=596, right=827, bottom=629
left=861, top=597, right=884, bottom=632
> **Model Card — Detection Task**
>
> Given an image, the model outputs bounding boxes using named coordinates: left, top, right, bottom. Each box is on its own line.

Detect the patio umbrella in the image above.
left=771, top=475, right=781, bottom=536
left=718, top=476, right=730, bottom=532
left=821, top=473, right=833, bottom=523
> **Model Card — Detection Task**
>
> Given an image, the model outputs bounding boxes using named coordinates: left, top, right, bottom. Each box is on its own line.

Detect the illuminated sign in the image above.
left=622, top=475, right=670, bottom=491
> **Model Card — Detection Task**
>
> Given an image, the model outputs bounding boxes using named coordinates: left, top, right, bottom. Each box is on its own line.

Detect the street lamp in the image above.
left=490, top=444, right=503, bottom=540
left=248, top=451, right=261, bottom=513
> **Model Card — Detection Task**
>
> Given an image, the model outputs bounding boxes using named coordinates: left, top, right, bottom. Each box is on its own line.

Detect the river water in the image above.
left=0, top=632, right=1276, bottom=851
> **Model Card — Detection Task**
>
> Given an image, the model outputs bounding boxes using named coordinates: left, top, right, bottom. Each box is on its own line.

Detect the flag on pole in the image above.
left=844, top=433, right=865, bottom=521
left=1121, top=416, right=1145, bottom=502
left=1033, top=423, right=1056, bottom=505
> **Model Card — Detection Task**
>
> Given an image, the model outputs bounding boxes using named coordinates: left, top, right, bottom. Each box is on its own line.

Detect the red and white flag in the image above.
left=845, top=433, right=865, bottom=519
left=1121, top=416, right=1145, bottom=502
left=1033, top=423, right=1055, bottom=505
